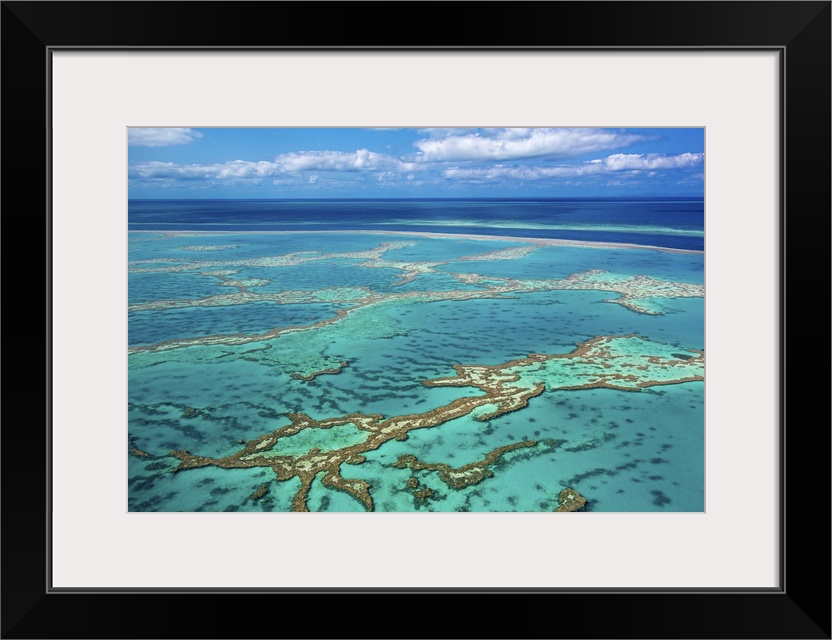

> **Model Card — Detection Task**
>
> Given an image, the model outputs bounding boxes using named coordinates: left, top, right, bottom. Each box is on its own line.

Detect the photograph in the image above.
left=3, top=0, right=827, bottom=635
left=127, top=126, right=705, bottom=513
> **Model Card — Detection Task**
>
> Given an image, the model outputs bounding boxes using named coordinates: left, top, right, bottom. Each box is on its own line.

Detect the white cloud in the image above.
left=441, top=153, right=704, bottom=182
left=131, top=160, right=276, bottom=180
left=414, top=128, right=645, bottom=162
left=603, top=153, right=703, bottom=171
left=129, top=134, right=703, bottom=193
left=132, top=148, right=418, bottom=183
left=442, top=164, right=603, bottom=181
left=132, top=152, right=422, bottom=193
left=128, top=128, right=202, bottom=147
left=215, top=160, right=277, bottom=178
left=274, top=149, right=410, bottom=172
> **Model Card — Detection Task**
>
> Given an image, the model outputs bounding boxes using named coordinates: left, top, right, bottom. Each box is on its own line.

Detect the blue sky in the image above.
left=128, top=127, right=704, bottom=198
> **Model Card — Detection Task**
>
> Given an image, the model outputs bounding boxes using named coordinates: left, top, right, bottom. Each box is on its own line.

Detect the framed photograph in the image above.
left=3, top=2, right=829, bottom=638
left=125, top=126, right=707, bottom=518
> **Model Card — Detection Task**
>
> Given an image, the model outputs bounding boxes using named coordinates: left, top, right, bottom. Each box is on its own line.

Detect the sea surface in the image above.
left=129, top=198, right=704, bottom=251
left=128, top=199, right=704, bottom=512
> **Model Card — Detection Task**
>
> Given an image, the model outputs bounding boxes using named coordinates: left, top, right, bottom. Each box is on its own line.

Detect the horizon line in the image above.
left=129, top=195, right=705, bottom=202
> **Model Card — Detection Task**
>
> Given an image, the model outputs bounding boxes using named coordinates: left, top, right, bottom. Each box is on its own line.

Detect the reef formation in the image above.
left=166, top=334, right=703, bottom=511
left=128, top=240, right=703, bottom=360
left=556, top=488, right=587, bottom=512
left=129, top=233, right=705, bottom=512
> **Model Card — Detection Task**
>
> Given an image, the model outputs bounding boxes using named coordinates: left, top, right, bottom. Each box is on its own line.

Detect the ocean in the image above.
left=129, top=198, right=704, bottom=250
left=128, top=198, right=704, bottom=512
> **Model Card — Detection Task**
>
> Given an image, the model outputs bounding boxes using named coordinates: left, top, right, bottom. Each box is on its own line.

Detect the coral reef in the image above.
left=555, top=488, right=587, bottom=512
left=128, top=237, right=702, bottom=356
left=166, top=335, right=702, bottom=511
left=250, top=484, right=270, bottom=501
left=394, top=441, right=539, bottom=490
left=291, top=361, right=349, bottom=382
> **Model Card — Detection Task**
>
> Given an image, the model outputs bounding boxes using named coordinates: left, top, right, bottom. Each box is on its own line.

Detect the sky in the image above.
left=128, top=127, right=704, bottom=199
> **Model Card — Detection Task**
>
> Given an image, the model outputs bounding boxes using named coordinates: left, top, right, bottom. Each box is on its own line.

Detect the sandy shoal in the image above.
left=129, top=228, right=704, bottom=255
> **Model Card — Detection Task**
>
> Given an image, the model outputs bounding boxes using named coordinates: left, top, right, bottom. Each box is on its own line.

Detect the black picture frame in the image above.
left=2, top=2, right=829, bottom=638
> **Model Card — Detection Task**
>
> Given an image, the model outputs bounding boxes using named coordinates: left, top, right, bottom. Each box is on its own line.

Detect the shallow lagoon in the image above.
left=128, top=229, right=704, bottom=512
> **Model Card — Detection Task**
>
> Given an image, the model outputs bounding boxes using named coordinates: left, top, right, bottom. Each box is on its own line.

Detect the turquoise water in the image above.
left=128, top=228, right=704, bottom=513
left=129, top=301, right=343, bottom=346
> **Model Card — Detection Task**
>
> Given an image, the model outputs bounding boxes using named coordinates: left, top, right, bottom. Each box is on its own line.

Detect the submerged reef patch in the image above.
left=165, top=335, right=702, bottom=511
left=128, top=235, right=702, bottom=358
left=393, top=440, right=540, bottom=490
left=291, top=361, right=349, bottom=382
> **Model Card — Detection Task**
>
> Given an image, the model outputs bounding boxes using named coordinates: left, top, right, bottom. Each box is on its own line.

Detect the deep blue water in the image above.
left=129, top=198, right=704, bottom=251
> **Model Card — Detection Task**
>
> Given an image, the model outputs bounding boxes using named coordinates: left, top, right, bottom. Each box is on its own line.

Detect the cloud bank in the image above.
left=442, top=153, right=704, bottom=181
left=128, top=128, right=203, bottom=147
left=128, top=128, right=704, bottom=196
left=413, top=128, right=646, bottom=162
